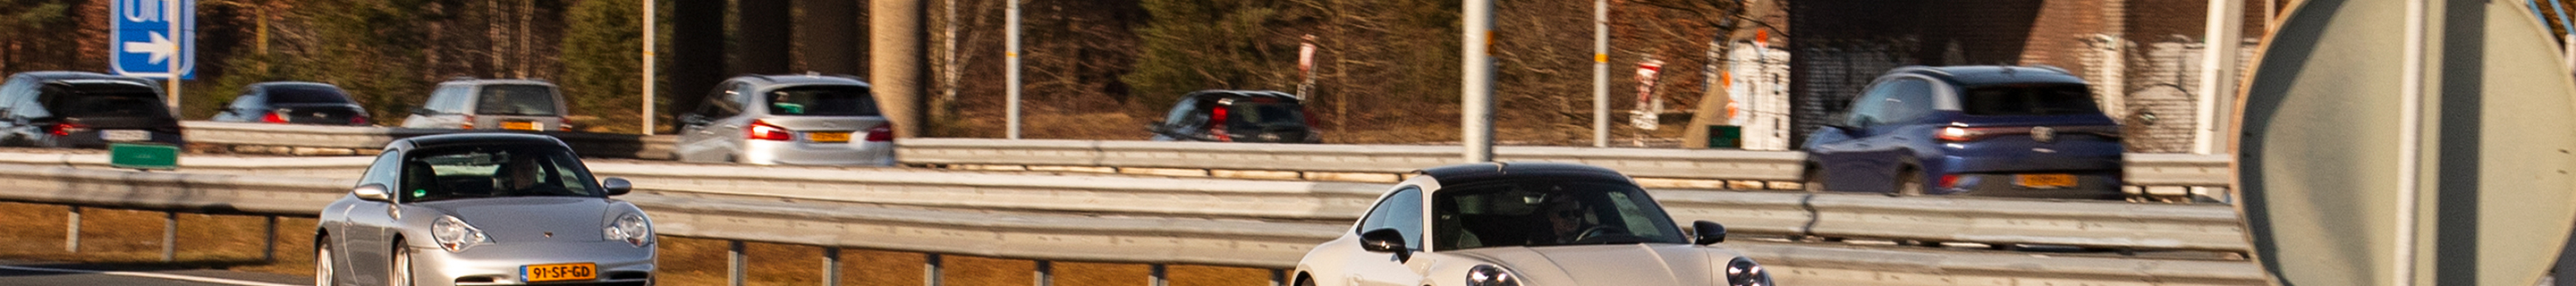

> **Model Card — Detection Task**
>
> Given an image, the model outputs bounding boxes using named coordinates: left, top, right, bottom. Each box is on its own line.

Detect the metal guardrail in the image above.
left=182, top=122, right=676, bottom=159
left=0, top=160, right=2267, bottom=285
left=894, top=139, right=2237, bottom=189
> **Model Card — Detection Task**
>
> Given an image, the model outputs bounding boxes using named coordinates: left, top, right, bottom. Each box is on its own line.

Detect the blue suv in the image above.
left=1800, top=65, right=2124, bottom=199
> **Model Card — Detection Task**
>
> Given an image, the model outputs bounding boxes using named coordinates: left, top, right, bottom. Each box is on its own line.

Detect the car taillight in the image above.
left=261, top=112, right=287, bottom=123
left=864, top=123, right=894, bottom=142
left=351, top=114, right=371, bottom=125
left=1936, top=126, right=2011, bottom=142
left=746, top=120, right=791, bottom=141
left=1940, top=174, right=1961, bottom=189
left=44, top=122, right=83, bottom=137
left=461, top=114, right=475, bottom=129
left=560, top=118, right=574, bottom=131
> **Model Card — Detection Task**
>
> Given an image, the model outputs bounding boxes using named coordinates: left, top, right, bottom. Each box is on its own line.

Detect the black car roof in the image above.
left=390, top=132, right=568, bottom=151
left=1181, top=90, right=1301, bottom=105
left=1414, top=162, right=1633, bottom=187
left=248, top=81, right=341, bottom=89
left=13, top=72, right=154, bottom=84
left=1893, top=65, right=2088, bottom=87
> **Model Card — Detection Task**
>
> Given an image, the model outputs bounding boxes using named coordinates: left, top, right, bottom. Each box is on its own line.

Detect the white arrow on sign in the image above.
left=122, top=31, right=176, bottom=64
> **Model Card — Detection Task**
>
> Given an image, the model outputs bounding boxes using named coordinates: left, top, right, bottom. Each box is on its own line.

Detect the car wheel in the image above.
left=1801, top=166, right=1826, bottom=192
left=1894, top=169, right=1925, bottom=197
left=1295, top=273, right=1317, bottom=286
left=314, top=237, right=334, bottom=286
left=390, top=240, right=412, bottom=286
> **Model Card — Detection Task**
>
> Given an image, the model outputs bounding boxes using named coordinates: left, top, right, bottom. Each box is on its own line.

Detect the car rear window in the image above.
left=1961, top=84, right=2102, bottom=116
left=46, top=84, right=170, bottom=118
left=268, top=87, right=353, bottom=104
left=474, top=85, right=559, bottom=116
left=764, top=86, right=879, bottom=116
left=1224, top=102, right=1308, bottom=127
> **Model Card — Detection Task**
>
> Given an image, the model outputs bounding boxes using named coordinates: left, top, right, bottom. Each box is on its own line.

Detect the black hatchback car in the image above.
left=211, top=81, right=372, bottom=125
left=0, top=72, right=185, bottom=148
left=1148, top=90, right=1320, bottom=143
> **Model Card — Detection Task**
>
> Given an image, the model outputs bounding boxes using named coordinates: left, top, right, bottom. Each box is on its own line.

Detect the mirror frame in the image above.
left=352, top=183, right=392, bottom=202
left=602, top=177, right=634, bottom=196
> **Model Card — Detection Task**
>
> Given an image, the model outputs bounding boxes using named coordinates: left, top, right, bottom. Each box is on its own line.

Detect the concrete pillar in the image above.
left=871, top=0, right=928, bottom=137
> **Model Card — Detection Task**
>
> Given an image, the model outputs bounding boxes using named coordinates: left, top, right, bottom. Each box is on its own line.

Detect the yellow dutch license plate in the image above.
left=501, top=121, right=538, bottom=130
left=522, top=263, right=597, bottom=282
left=808, top=131, right=852, bottom=143
left=2016, top=173, right=2078, bottom=189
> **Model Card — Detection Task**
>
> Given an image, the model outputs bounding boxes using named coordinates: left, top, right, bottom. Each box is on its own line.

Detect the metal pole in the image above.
left=1148, top=264, right=1167, bottom=286
left=1462, top=0, right=1495, bottom=163
left=1269, top=269, right=1286, bottom=286
left=65, top=206, right=79, bottom=253
left=925, top=253, right=944, bottom=286
left=1591, top=0, right=1609, bottom=147
left=729, top=240, right=746, bottom=286
left=642, top=0, right=657, bottom=135
left=1005, top=0, right=1023, bottom=139
left=165, top=0, right=182, bottom=116
left=2395, top=0, right=2430, bottom=284
left=162, top=212, right=177, bottom=262
left=2191, top=0, right=2245, bottom=156
left=1034, top=260, right=1053, bottom=286
left=263, top=216, right=277, bottom=263
left=823, top=247, right=841, bottom=286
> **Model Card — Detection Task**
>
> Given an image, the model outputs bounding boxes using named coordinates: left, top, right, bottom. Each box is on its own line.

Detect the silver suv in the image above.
left=672, top=74, right=892, bottom=165
left=400, top=79, right=572, bottom=131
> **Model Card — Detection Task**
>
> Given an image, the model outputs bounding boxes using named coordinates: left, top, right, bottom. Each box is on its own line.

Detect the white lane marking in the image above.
left=0, top=265, right=301, bottom=286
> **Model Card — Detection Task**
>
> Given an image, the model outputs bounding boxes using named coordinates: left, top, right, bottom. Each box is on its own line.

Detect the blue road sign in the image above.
left=110, top=0, right=194, bottom=80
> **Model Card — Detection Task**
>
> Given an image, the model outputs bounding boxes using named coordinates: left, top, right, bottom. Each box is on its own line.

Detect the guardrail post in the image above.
left=823, top=247, right=841, bottom=286
left=1269, top=269, right=1285, bottom=286
left=925, top=253, right=944, bottom=286
left=1034, top=260, right=1052, bottom=286
left=1148, top=264, right=1166, bottom=286
left=729, top=240, right=746, bottom=286
left=263, top=216, right=277, bottom=263
left=64, top=206, right=80, bottom=253
left=162, top=212, right=177, bottom=262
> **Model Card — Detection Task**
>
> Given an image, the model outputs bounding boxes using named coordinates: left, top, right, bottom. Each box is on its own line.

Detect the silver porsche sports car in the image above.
left=316, top=133, right=656, bottom=286
left=1294, top=162, right=1775, bottom=286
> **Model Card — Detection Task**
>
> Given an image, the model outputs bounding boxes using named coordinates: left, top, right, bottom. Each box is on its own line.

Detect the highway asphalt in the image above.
left=0, top=260, right=304, bottom=286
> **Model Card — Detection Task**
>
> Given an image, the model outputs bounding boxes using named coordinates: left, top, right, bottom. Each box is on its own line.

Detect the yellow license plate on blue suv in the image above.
left=522, top=263, right=597, bottom=282
left=2017, top=173, right=2078, bottom=189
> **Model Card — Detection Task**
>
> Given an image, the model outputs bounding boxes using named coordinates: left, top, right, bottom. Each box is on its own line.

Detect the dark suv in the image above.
left=1148, top=90, right=1319, bottom=143
left=211, top=81, right=372, bottom=125
left=0, top=72, right=185, bottom=148
left=1800, top=65, right=2124, bottom=199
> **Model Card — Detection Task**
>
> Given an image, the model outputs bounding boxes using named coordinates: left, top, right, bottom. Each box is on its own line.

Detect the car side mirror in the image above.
left=602, top=177, right=633, bottom=196
left=1693, top=221, right=1727, bottom=245
left=1359, top=228, right=1411, bottom=262
left=678, top=114, right=709, bottom=126
left=352, top=183, right=392, bottom=202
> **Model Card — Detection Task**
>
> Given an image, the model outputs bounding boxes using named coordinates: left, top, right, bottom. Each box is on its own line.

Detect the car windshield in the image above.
left=473, top=85, right=559, bottom=116
left=1962, top=84, right=2101, bottom=116
left=1433, top=181, right=1688, bottom=250
left=765, top=86, right=879, bottom=116
left=268, top=87, right=353, bottom=104
left=1223, top=102, right=1307, bottom=127
left=399, top=145, right=600, bottom=203
left=48, top=84, right=171, bottom=118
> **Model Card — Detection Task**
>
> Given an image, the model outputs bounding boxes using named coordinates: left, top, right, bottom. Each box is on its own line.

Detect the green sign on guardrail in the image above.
left=110, top=143, right=179, bottom=171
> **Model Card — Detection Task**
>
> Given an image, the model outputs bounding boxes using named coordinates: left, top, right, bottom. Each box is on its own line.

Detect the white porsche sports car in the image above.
left=1294, top=162, right=1775, bottom=286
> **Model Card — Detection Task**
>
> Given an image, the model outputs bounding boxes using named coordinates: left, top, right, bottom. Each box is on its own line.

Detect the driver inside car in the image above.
left=496, top=154, right=572, bottom=196
left=1538, top=194, right=1595, bottom=244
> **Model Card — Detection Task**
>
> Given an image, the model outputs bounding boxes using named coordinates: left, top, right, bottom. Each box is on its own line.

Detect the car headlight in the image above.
left=431, top=215, right=491, bottom=252
left=1725, top=257, right=1773, bottom=286
left=601, top=214, right=652, bottom=247
left=1466, top=265, right=1519, bottom=286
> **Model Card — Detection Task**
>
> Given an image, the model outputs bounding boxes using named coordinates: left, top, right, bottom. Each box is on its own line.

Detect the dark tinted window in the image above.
left=1224, top=102, right=1307, bottom=127
left=764, top=86, right=878, bottom=116
left=267, top=87, right=352, bottom=104
left=1962, top=84, right=2101, bottom=116
left=474, top=85, right=559, bottom=116
left=45, top=84, right=169, bottom=118
left=399, top=145, right=599, bottom=203
left=1432, top=181, right=1686, bottom=250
